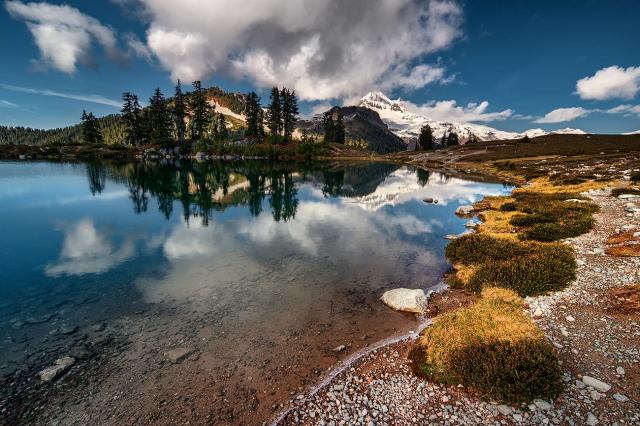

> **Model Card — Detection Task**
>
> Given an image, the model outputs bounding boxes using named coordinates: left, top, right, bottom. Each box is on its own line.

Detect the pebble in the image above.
left=164, top=347, right=194, bottom=363
left=332, top=345, right=346, bottom=353
left=581, top=376, right=611, bottom=393
left=616, top=366, right=625, bottom=375
left=613, top=393, right=629, bottom=402
left=497, top=404, right=512, bottom=415
left=586, top=412, right=599, bottom=425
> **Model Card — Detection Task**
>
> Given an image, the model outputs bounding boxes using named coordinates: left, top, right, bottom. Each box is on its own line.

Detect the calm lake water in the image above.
left=0, top=160, right=511, bottom=424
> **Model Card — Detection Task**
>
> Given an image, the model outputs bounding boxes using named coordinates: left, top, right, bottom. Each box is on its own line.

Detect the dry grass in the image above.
left=605, top=244, right=640, bottom=257
left=411, top=288, right=563, bottom=403
left=608, top=285, right=640, bottom=314
left=606, top=231, right=640, bottom=245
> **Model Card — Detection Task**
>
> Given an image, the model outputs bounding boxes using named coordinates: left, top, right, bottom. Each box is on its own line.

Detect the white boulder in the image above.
left=380, top=288, right=428, bottom=314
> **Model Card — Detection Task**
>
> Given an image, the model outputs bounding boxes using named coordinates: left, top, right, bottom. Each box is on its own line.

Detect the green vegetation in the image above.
left=80, top=111, right=104, bottom=144
left=631, top=171, right=640, bottom=182
left=323, top=109, right=346, bottom=144
left=417, top=124, right=434, bottom=150
left=507, top=191, right=599, bottom=241
left=446, top=234, right=576, bottom=297
left=611, top=187, right=640, bottom=197
left=411, top=287, right=563, bottom=404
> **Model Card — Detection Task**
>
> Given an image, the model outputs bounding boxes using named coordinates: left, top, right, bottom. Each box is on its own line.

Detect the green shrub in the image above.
left=500, top=202, right=517, bottom=212
left=411, top=288, right=564, bottom=404
left=507, top=191, right=598, bottom=242
left=446, top=234, right=576, bottom=297
left=631, top=171, right=640, bottom=182
left=468, top=245, right=576, bottom=296
left=611, top=187, right=640, bottom=197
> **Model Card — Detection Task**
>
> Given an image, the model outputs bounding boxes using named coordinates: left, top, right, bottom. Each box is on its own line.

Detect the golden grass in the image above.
left=609, top=284, right=640, bottom=314
left=412, top=287, right=563, bottom=403
left=606, top=231, right=640, bottom=245
left=605, top=244, right=640, bottom=257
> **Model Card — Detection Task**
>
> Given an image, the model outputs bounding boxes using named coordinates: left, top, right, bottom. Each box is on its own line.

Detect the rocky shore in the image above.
left=278, top=187, right=640, bottom=425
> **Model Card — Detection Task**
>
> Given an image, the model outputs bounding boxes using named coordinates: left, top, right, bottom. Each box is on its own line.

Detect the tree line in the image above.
left=244, top=87, right=299, bottom=144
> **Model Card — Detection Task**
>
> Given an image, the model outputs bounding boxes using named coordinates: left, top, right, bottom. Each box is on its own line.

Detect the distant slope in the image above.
left=297, top=106, right=406, bottom=154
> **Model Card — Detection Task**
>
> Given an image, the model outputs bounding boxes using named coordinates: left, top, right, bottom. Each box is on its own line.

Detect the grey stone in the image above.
left=586, top=413, right=598, bottom=425
left=380, top=288, right=427, bottom=314
left=616, top=366, right=625, bottom=375
left=533, top=399, right=552, bottom=410
left=38, top=356, right=75, bottom=382
left=497, top=405, right=512, bottom=415
left=613, top=393, right=629, bottom=402
left=455, top=205, right=474, bottom=216
left=582, top=376, right=611, bottom=392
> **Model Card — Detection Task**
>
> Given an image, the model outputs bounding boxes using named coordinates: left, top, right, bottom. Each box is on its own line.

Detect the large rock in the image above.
left=380, top=288, right=427, bottom=314
left=455, top=205, right=474, bottom=216
left=38, top=356, right=75, bottom=382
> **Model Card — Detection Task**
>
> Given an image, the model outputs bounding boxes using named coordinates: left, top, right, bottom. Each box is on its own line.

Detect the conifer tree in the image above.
left=217, top=114, right=228, bottom=140
left=418, top=124, right=434, bottom=150
left=173, top=80, right=186, bottom=145
left=334, top=111, right=345, bottom=144
left=245, top=92, right=262, bottom=137
left=81, top=110, right=103, bottom=144
left=323, top=111, right=335, bottom=143
left=148, top=88, right=173, bottom=147
left=280, top=88, right=299, bottom=143
left=446, top=131, right=459, bottom=146
left=121, top=92, right=143, bottom=145
left=267, top=87, right=281, bottom=138
left=440, top=132, right=447, bottom=148
left=189, top=81, right=213, bottom=141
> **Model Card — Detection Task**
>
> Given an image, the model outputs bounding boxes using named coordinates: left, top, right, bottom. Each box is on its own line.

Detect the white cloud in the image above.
left=0, top=83, right=121, bottom=107
left=0, top=99, right=18, bottom=108
left=576, top=65, right=640, bottom=101
left=45, top=219, right=134, bottom=276
left=127, top=0, right=463, bottom=100
left=5, top=1, right=117, bottom=74
left=405, top=99, right=513, bottom=123
left=607, top=104, right=640, bottom=117
left=534, top=107, right=591, bottom=124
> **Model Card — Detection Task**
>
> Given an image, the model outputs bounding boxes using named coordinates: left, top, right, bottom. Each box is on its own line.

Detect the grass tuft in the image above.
left=446, top=234, right=576, bottom=297
left=611, top=187, right=640, bottom=197
left=411, top=288, right=564, bottom=404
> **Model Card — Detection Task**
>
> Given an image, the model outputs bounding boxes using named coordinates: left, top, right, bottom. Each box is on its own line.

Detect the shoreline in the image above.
left=277, top=172, right=640, bottom=424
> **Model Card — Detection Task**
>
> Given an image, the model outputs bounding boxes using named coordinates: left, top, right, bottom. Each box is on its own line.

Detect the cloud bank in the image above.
left=406, top=99, right=513, bottom=123
left=5, top=1, right=118, bottom=74
left=129, top=0, right=463, bottom=100
left=576, top=65, right=640, bottom=101
left=534, top=107, right=590, bottom=124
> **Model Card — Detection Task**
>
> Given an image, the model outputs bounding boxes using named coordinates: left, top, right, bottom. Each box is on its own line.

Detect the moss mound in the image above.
left=446, top=234, right=576, bottom=297
left=411, top=288, right=564, bottom=404
left=507, top=191, right=599, bottom=241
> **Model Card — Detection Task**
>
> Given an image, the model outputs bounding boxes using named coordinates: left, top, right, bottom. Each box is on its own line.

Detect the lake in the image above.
left=0, top=160, right=511, bottom=424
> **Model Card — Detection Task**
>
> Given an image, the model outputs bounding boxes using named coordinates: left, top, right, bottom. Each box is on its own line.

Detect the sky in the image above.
left=0, top=0, right=639, bottom=133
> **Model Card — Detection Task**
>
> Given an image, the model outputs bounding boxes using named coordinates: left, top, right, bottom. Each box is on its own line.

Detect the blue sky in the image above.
left=0, top=0, right=639, bottom=133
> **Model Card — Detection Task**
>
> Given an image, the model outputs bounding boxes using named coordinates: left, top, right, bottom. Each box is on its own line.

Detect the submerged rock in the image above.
left=38, top=356, right=75, bottom=382
left=165, top=347, right=195, bottom=364
left=380, top=288, right=427, bottom=314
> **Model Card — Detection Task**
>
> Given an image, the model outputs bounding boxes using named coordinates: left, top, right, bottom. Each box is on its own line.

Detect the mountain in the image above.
left=297, top=106, right=406, bottom=153
left=358, top=91, right=587, bottom=145
left=623, top=130, right=640, bottom=135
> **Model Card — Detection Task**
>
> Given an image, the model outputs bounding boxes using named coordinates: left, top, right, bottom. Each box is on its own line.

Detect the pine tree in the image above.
left=267, top=87, right=281, bottom=138
left=280, top=88, right=299, bottom=143
left=418, top=125, right=434, bottom=150
left=173, top=80, right=186, bottom=145
left=245, top=92, right=262, bottom=138
left=334, top=111, right=345, bottom=144
left=217, top=114, right=228, bottom=140
left=446, top=131, right=459, bottom=146
left=121, top=92, right=143, bottom=145
left=81, top=110, right=103, bottom=144
left=148, top=88, right=173, bottom=147
left=189, top=81, right=213, bottom=141
left=440, top=132, right=447, bottom=148
left=323, top=111, right=335, bottom=143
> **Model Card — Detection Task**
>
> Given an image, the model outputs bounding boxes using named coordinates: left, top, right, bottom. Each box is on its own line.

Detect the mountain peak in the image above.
left=360, top=91, right=406, bottom=113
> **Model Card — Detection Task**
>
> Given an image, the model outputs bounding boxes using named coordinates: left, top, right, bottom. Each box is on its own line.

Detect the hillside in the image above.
left=297, top=106, right=406, bottom=154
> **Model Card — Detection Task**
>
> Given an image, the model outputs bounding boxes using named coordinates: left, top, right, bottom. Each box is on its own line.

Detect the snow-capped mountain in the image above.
left=358, top=91, right=587, bottom=144
left=623, top=130, right=640, bottom=135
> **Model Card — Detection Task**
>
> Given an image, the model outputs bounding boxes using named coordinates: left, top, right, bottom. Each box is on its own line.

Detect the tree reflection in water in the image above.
left=85, top=161, right=398, bottom=226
